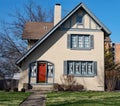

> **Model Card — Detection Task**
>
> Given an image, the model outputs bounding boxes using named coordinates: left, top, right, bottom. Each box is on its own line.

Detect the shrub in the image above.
left=54, top=75, right=84, bottom=91
left=5, top=88, right=11, bottom=92
left=60, top=75, right=76, bottom=87
left=53, top=83, right=84, bottom=91
left=13, top=88, right=18, bottom=92
left=21, top=88, right=25, bottom=92
left=23, top=83, right=32, bottom=89
left=53, top=84, right=64, bottom=91
left=69, top=84, right=84, bottom=91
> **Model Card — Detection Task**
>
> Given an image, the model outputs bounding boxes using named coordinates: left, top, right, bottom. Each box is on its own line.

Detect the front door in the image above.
left=38, top=63, right=46, bottom=83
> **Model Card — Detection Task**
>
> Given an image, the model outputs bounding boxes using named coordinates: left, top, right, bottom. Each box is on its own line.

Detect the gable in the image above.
left=16, top=2, right=111, bottom=65
left=59, top=7, right=108, bottom=34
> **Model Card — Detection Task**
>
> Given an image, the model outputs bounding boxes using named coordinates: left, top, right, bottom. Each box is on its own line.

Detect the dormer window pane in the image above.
left=77, top=15, right=83, bottom=24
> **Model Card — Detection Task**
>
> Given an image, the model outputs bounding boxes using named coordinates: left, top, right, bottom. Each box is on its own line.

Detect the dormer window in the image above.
left=76, top=15, right=83, bottom=24
left=44, top=26, right=48, bottom=30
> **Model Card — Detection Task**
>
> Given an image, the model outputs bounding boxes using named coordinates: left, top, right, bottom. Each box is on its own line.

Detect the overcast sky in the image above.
left=0, top=0, right=120, bottom=43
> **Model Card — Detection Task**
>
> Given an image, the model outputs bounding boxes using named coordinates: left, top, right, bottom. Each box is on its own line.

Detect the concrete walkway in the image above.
left=20, top=91, right=46, bottom=106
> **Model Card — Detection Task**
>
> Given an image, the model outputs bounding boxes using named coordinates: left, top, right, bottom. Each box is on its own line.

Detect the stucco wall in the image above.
left=18, top=8, right=105, bottom=91
left=18, top=29, right=104, bottom=91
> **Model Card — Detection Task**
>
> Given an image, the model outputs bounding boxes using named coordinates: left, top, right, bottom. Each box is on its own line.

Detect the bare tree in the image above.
left=8, top=0, right=53, bottom=38
left=105, top=47, right=120, bottom=91
left=0, top=28, right=22, bottom=74
left=0, top=0, right=53, bottom=75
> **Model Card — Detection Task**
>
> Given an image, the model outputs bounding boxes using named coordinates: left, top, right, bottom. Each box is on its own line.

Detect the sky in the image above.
left=0, top=0, right=120, bottom=43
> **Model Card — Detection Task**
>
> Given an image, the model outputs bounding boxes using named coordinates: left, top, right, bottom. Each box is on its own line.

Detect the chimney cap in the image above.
left=55, top=3, right=61, bottom=6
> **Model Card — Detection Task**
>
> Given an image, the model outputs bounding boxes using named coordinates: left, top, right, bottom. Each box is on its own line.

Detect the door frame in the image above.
left=29, top=60, right=54, bottom=84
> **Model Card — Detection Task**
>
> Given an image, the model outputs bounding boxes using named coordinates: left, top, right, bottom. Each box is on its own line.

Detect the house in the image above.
left=16, top=2, right=111, bottom=91
left=114, top=44, right=120, bottom=63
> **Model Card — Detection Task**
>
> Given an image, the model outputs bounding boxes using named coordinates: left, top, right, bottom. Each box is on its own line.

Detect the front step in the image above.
left=31, top=84, right=54, bottom=91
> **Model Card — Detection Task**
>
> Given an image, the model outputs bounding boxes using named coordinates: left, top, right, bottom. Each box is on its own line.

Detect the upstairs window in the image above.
left=67, top=34, right=94, bottom=50
left=76, top=15, right=83, bottom=24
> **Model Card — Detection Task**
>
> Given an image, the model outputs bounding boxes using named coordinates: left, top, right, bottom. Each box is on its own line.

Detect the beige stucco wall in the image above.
left=18, top=29, right=104, bottom=91
left=18, top=8, right=105, bottom=91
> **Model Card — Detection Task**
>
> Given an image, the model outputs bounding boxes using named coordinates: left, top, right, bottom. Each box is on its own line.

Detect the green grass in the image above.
left=0, top=91, right=31, bottom=106
left=47, top=91, right=120, bottom=106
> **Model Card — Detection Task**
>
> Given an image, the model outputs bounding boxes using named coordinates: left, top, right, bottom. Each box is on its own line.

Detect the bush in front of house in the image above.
left=54, top=83, right=84, bottom=91
left=13, top=88, right=18, bottom=92
left=5, top=88, right=11, bottom=92
left=23, top=83, right=32, bottom=90
left=54, top=75, right=84, bottom=91
left=21, top=88, right=26, bottom=92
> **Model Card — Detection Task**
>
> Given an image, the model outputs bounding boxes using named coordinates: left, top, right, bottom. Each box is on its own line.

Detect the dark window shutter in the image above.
left=94, top=61, right=97, bottom=75
left=64, top=61, right=68, bottom=75
left=67, top=34, right=71, bottom=49
left=28, top=64, right=31, bottom=83
left=90, top=35, right=94, bottom=49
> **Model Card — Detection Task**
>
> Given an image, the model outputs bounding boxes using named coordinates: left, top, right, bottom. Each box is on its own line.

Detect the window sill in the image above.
left=68, top=74, right=96, bottom=77
left=48, top=76, right=53, bottom=78
left=70, top=48, right=92, bottom=50
left=77, top=22, right=83, bottom=25
left=31, top=76, right=36, bottom=78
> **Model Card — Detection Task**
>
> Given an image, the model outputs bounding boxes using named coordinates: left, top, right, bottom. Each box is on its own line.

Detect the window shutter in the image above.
left=28, top=65, right=31, bottom=83
left=90, top=35, right=94, bottom=49
left=64, top=61, right=68, bottom=75
left=67, top=34, right=71, bottom=49
left=94, top=61, right=97, bottom=75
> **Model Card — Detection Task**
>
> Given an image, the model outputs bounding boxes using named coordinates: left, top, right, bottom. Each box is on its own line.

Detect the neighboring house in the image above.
left=114, top=44, right=120, bottom=63
left=16, top=3, right=111, bottom=91
left=12, top=73, right=20, bottom=80
left=0, top=73, right=20, bottom=90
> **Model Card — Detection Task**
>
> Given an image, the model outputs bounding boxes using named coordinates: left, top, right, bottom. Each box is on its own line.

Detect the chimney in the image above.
left=54, top=4, right=61, bottom=26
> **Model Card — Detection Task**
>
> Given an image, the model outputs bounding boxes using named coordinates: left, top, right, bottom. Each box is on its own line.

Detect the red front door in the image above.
left=38, top=63, right=46, bottom=83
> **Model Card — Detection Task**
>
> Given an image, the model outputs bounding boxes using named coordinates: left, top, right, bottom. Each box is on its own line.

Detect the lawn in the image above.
left=0, top=91, right=31, bottom=106
left=47, top=91, right=120, bottom=106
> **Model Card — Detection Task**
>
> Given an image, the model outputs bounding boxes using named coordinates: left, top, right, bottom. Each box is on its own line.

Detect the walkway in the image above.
left=20, top=91, right=46, bottom=106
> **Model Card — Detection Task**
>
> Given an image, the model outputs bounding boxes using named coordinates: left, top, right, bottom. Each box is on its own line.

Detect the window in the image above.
left=47, top=63, right=54, bottom=77
left=64, top=61, right=97, bottom=76
left=30, top=62, right=37, bottom=77
left=76, top=15, right=83, bottom=24
left=68, top=34, right=94, bottom=50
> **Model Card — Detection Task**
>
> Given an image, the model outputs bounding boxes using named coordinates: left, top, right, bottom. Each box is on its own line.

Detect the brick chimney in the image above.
left=54, top=4, right=61, bottom=26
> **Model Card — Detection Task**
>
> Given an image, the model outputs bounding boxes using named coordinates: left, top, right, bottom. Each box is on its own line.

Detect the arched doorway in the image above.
left=29, top=61, right=54, bottom=84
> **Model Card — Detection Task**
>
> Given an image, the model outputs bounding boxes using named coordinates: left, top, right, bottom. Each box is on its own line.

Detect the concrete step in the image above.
left=31, top=84, right=53, bottom=91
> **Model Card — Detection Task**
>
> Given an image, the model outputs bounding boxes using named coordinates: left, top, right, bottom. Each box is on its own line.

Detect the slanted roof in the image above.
left=22, top=22, right=54, bottom=40
left=16, top=2, right=111, bottom=65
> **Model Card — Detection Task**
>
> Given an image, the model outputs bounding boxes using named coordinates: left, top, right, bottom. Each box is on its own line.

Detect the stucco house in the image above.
left=16, top=2, right=111, bottom=91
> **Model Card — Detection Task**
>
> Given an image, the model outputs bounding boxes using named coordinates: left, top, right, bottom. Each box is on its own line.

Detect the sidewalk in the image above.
left=20, top=91, right=46, bottom=106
